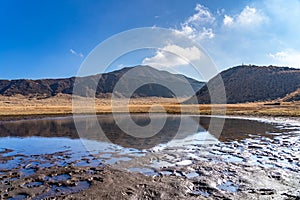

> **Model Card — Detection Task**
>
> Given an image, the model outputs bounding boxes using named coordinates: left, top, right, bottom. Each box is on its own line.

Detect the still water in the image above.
left=0, top=114, right=298, bottom=171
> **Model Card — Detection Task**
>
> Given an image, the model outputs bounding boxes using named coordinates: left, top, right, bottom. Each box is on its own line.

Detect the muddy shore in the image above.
left=0, top=115, right=299, bottom=200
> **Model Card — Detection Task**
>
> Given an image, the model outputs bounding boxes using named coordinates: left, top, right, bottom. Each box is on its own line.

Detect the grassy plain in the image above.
left=0, top=94, right=299, bottom=119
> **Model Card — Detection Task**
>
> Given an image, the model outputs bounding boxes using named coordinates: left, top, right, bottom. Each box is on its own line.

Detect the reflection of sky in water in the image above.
left=0, top=130, right=217, bottom=169
left=0, top=136, right=138, bottom=170
left=0, top=137, right=122, bottom=156
left=151, top=131, right=218, bottom=151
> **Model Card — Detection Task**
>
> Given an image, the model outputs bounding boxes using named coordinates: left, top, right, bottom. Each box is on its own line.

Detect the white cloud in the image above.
left=197, top=27, right=214, bottom=40
left=70, top=49, right=76, bottom=54
left=175, top=4, right=215, bottom=41
left=142, top=45, right=202, bottom=68
left=223, top=6, right=267, bottom=29
left=163, top=45, right=203, bottom=61
left=185, top=4, right=215, bottom=25
left=116, top=63, right=132, bottom=69
left=78, top=53, right=84, bottom=58
left=223, top=15, right=233, bottom=26
left=269, top=49, right=300, bottom=68
left=70, top=49, right=84, bottom=58
left=117, top=64, right=126, bottom=69
left=179, top=25, right=194, bottom=37
left=142, top=51, right=187, bottom=68
left=237, top=6, right=266, bottom=26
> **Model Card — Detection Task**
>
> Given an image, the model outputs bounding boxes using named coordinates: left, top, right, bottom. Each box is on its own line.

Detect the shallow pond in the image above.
left=0, top=114, right=299, bottom=173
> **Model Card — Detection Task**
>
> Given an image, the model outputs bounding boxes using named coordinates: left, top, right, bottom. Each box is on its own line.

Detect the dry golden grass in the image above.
left=0, top=94, right=299, bottom=118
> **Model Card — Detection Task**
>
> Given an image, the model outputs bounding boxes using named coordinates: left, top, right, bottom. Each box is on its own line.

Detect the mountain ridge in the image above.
left=190, top=65, right=300, bottom=104
left=2, top=65, right=300, bottom=103
left=0, top=65, right=204, bottom=98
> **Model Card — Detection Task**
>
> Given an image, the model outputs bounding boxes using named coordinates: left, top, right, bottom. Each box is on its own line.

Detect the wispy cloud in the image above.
left=70, top=49, right=84, bottom=58
left=269, top=49, right=300, bottom=68
left=175, top=4, right=215, bottom=41
left=185, top=4, right=215, bottom=25
left=117, top=64, right=128, bottom=69
left=223, top=6, right=268, bottom=29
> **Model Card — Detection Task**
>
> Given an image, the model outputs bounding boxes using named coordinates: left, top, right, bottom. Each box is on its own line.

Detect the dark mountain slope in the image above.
left=190, top=65, right=300, bottom=104
left=0, top=66, right=204, bottom=98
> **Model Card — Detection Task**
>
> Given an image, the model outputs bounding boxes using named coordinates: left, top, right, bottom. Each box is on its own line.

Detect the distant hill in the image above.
left=188, top=65, right=300, bottom=104
left=0, top=66, right=204, bottom=98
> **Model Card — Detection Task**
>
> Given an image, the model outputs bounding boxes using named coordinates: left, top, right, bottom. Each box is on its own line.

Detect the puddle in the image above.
left=191, top=190, right=210, bottom=197
left=175, top=160, right=193, bottom=166
left=217, top=181, right=239, bottom=192
left=99, top=153, right=112, bottom=158
left=185, top=171, right=199, bottom=179
left=20, top=168, right=35, bottom=177
left=24, top=181, right=43, bottom=188
left=150, top=160, right=174, bottom=168
left=104, top=157, right=132, bottom=165
left=128, top=167, right=158, bottom=176
left=223, top=155, right=244, bottom=162
left=45, top=174, right=71, bottom=182
left=32, top=181, right=90, bottom=200
left=9, top=193, right=29, bottom=200
left=160, top=171, right=173, bottom=175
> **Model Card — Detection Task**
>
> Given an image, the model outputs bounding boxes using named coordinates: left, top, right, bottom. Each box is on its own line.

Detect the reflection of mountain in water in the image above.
left=0, top=115, right=285, bottom=149
left=199, top=117, right=285, bottom=142
left=0, top=115, right=202, bottom=149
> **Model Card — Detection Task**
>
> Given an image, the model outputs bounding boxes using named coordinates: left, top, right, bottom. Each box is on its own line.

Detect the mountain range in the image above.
left=0, top=66, right=204, bottom=98
left=1, top=65, right=299, bottom=103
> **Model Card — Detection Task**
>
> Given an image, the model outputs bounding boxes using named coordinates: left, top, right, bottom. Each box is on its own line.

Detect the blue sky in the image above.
left=1, top=0, right=300, bottom=80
